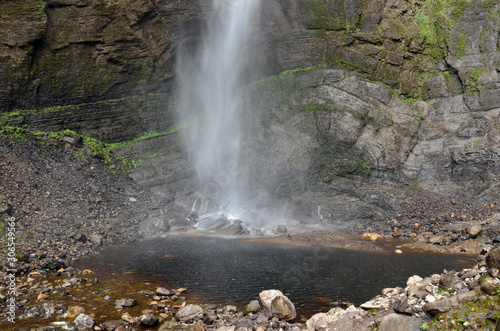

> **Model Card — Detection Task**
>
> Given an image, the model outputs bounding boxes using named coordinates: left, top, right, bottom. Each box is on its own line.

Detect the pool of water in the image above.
left=81, top=234, right=475, bottom=315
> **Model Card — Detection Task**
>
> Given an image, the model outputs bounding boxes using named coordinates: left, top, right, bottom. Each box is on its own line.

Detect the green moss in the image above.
left=301, top=0, right=348, bottom=30
left=469, top=68, right=485, bottom=81
left=3, top=94, right=163, bottom=119
left=432, top=293, right=500, bottom=330
left=0, top=99, right=184, bottom=174
left=455, top=33, right=467, bottom=58
left=305, top=103, right=321, bottom=112
left=451, top=0, right=468, bottom=18
left=403, top=98, right=419, bottom=104
left=417, top=11, right=436, bottom=45
left=465, top=68, right=486, bottom=93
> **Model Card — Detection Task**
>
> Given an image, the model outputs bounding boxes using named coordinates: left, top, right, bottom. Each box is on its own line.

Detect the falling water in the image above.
left=176, top=0, right=261, bottom=230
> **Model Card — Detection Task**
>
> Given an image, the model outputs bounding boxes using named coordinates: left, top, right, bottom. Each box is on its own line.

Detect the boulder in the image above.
left=306, top=312, right=334, bottom=330
left=486, top=248, right=500, bottom=277
left=378, top=313, right=422, bottom=331
left=73, top=313, right=95, bottom=331
left=139, top=313, right=158, bottom=326
left=480, top=277, right=500, bottom=294
left=406, top=275, right=423, bottom=287
left=306, top=307, right=366, bottom=331
left=439, top=273, right=460, bottom=291
left=422, top=291, right=477, bottom=315
left=259, top=290, right=296, bottom=321
left=176, top=304, right=204, bottom=323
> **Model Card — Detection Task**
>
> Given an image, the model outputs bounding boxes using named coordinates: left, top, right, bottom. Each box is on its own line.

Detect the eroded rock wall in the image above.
left=1, top=0, right=500, bottom=226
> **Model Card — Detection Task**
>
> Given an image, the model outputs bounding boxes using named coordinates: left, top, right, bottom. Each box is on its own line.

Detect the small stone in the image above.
left=395, top=249, right=403, bottom=254
left=156, top=287, right=172, bottom=296
left=61, top=132, right=81, bottom=146
left=469, top=225, right=482, bottom=238
left=115, top=298, right=137, bottom=308
left=73, top=313, right=95, bottom=331
left=37, top=293, right=48, bottom=301
left=89, top=234, right=103, bottom=247
left=425, top=295, right=436, bottom=303
left=67, top=306, right=85, bottom=319
left=245, top=300, right=260, bottom=314
left=406, top=275, right=423, bottom=287
left=139, top=313, right=158, bottom=326
left=226, top=305, right=238, bottom=313
left=121, top=312, right=135, bottom=323
left=102, top=320, right=127, bottom=330
left=361, top=233, right=382, bottom=241
left=0, top=202, right=13, bottom=215
left=275, top=225, right=288, bottom=234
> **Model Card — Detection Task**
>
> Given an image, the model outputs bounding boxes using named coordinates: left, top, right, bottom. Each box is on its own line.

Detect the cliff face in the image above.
left=1, top=0, right=499, bottom=226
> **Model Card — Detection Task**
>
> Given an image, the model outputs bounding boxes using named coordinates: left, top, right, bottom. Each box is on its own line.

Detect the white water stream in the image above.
left=176, top=0, right=262, bottom=231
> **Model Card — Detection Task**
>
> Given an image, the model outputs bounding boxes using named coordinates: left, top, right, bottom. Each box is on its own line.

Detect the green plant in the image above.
left=360, top=161, right=371, bottom=175
left=421, top=322, right=430, bottom=330
left=403, top=98, right=419, bottom=104
left=439, top=288, right=450, bottom=295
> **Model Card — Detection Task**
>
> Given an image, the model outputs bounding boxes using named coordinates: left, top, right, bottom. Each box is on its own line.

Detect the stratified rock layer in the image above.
left=1, top=0, right=499, bottom=228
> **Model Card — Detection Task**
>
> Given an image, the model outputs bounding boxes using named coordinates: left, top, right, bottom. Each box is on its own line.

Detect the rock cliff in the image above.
left=1, top=0, right=499, bottom=229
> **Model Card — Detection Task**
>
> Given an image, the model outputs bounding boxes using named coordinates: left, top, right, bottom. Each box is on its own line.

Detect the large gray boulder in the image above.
left=176, top=304, right=204, bottom=323
left=259, top=290, right=296, bottom=321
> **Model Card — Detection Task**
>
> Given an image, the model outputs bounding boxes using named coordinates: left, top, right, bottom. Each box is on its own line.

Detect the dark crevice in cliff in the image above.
left=131, top=9, right=157, bottom=29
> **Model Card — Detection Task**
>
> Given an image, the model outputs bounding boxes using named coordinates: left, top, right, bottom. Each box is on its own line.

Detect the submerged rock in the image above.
left=156, top=287, right=172, bottom=296
left=259, top=290, right=296, bottom=321
left=115, top=298, right=137, bottom=308
left=361, top=233, right=382, bottom=241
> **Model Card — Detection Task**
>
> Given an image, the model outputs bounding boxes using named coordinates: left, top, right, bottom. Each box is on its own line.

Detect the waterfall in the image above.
left=176, top=0, right=261, bottom=230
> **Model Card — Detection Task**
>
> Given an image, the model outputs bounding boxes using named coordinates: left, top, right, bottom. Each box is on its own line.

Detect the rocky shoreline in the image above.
left=2, top=139, right=500, bottom=330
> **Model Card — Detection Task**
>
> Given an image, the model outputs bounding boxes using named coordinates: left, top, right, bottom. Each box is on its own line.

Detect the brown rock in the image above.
left=486, top=248, right=500, bottom=277
left=361, top=233, right=382, bottom=241
left=480, top=277, right=500, bottom=294
left=67, top=306, right=85, bottom=319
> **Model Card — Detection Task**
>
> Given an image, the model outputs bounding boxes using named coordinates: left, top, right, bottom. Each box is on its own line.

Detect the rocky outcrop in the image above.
left=1, top=0, right=499, bottom=230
